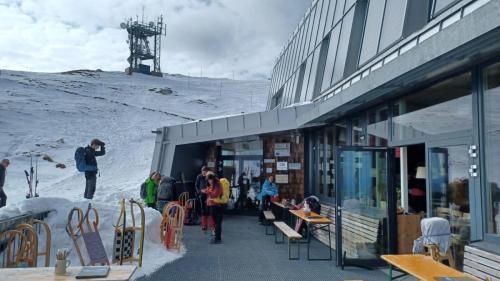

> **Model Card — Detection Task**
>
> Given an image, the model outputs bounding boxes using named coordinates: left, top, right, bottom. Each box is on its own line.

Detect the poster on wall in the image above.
left=266, top=168, right=273, bottom=174
left=276, top=161, right=288, bottom=171
left=274, top=143, right=290, bottom=157
left=289, top=163, right=301, bottom=170
left=275, top=174, right=289, bottom=184
left=264, top=159, right=275, bottom=163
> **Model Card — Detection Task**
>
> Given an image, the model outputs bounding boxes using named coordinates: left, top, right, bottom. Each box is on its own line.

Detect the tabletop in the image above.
left=289, top=209, right=333, bottom=224
left=0, top=265, right=137, bottom=281
left=381, top=254, right=479, bottom=281
left=272, top=201, right=291, bottom=209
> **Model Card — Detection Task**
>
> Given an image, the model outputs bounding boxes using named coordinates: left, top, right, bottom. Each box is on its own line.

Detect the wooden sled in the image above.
left=178, top=192, right=189, bottom=207
left=66, top=203, right=109, bottom=266
left=160, top=202, right=185, bottom=252
left=0, top=229, right=33, bottom=268
left=113, top=199, right=145, bottom=267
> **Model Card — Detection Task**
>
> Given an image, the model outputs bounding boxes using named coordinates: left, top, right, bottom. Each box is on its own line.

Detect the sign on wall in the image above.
left=264, top=159, right=275, bottom=163
left=266, top=168, right=273, bottom=174
left=276, top=161, right=288, bottom=171
left=275, top=174, right=289, bottom=184
left=274, top=143, right=290, bottom=157
left=288, top=163, right=302, bottom=170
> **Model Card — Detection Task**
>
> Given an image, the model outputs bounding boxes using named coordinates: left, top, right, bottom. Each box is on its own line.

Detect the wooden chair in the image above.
left=160, top=203, right=185, bottom=252
left=31, top=219, right=51, bottom=267
left=178, top=192, right=189, bottom=208
left=0, top=230, right=29, bottom=267
left=15, top=224, right=38, bottom=267
left=424, top=243, right=455, bottom=268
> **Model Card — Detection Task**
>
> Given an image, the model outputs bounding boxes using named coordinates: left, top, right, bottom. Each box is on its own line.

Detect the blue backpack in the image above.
left=75, top=147, right=97, bottom=172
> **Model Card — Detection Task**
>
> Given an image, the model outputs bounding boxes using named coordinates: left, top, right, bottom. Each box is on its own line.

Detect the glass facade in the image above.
left=392, top=73, right=472, bottom=141
left=484, top=62, right=500, bottom=236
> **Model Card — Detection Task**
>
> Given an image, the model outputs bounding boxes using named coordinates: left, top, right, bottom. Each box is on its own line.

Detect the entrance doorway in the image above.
left=398, top=144, right=427, bottom=214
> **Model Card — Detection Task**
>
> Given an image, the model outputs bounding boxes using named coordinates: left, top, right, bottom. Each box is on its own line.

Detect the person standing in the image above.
left=84, top=139, right=106, bottom=199
left=196, top=166, right=210, bottom=231
left=145, top=172, right=160, bottom=209
left=0, top=159, right=10, bottom=208
left=157, top=175, right=176, bottom=212
left=203, top=172, right=223, bottom=244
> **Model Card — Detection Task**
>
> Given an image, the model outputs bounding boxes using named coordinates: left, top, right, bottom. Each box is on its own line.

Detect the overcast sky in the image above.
left=0, top=0, right=311, bottom=80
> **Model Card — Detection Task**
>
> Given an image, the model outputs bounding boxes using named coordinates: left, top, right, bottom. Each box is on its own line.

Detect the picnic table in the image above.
left=289, top=209, right=333, bottom=260
left=0, top=265, right=137, bottom=281
left=381, top=254, right=479, bottom=281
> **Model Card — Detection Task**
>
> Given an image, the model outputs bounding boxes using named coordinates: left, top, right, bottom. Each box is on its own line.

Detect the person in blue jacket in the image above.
left=258, top=175, right=278, bottom=222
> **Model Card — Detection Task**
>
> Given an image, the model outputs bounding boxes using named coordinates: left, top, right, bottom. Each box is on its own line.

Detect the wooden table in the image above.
left=0, top=265, right=137, bottom=281
left=289, top=209, right=333, bottom=260
left=381, top=254, right=479, bottom=281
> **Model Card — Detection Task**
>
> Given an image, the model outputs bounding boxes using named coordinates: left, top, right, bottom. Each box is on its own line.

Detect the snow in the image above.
left=0, top=69, right=269, bottom=278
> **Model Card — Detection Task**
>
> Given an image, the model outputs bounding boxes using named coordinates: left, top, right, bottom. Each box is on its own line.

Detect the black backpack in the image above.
left=140, top=182, right=147, bottom=199
left=157, top=177, right=175, bottom=200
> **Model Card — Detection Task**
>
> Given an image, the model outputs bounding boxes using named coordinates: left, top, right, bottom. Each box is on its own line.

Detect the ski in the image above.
left=25, top=154, right=34, bottom=198
left=34, top=156, right=39, bottom=197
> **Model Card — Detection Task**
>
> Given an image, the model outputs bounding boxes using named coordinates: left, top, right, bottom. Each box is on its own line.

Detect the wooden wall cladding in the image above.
left=263, top=134, right=304, bottom=200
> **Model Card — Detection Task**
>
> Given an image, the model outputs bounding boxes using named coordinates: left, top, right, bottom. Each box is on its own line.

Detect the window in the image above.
left=294, top=62, right=307, bottom=103
left=432, top=0, right=457, bottom=17
left=352, top=117, right=365, bottom=146
left=319, top=130, right=325, bottom=195
left=331, top=8, right=354, bottom=84
left=305, top=47, right=321, bottom=100
left=367, top=106, right=389, bottom=146
left=321, top=25, right=341, bottom=92
left=299, top=56, right=313, bottom=102
left=359, top=0, right=385, bottom=65
left=392, top=72, right=472, bottom=141
left=378, top=0, right=407, bottom=51
left=483, top=62, right=500, bottom=236
left=313, top=35, right=331, bottom=98
left=271, top=88, right=283, bottom=109
left=326, top=127, right=335, bottom=198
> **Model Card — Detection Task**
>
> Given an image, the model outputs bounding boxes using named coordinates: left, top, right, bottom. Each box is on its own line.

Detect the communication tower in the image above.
left=120, top=15, right=166, bottom=76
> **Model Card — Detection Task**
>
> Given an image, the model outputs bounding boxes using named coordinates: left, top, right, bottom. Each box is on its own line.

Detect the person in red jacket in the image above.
left=202, top=172, right=223, bottom=244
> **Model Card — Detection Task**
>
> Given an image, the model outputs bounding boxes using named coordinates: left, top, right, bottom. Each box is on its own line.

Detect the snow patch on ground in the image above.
left=0, top=197, right=182, bottom=279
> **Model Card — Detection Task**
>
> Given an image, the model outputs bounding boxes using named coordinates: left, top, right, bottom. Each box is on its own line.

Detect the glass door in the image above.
left=427, top=137, right=479, bottom=270
left=335, top=147, right=396, bottom=268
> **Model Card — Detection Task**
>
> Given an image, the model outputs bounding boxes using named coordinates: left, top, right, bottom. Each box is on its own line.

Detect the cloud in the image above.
left=0, top=0, right=311, bottom=79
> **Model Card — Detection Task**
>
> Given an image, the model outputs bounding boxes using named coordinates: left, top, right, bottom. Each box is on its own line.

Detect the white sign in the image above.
left=289, top=163, right=302, bottom=170
left=275, top=174, right=289, bottom=184
left=274, top=143, right=290, bottom=157
left=276, top=161, right=288, bottom=171
left=266, top=168, right=273, bottom=173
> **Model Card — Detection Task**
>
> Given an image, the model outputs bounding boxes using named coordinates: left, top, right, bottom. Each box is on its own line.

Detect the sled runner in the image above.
left=66, top=203, right=109, bottom=266
left=113, top=199, right=145, bottom=267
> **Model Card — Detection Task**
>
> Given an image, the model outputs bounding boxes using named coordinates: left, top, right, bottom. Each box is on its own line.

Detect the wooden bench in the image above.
left=274, top=221, right=302, bottom=260
left=263, top=211, right=276, bottom=235
left=341, top=211, right=381, bottom=259
left=463, top=245, right=499, bottom=281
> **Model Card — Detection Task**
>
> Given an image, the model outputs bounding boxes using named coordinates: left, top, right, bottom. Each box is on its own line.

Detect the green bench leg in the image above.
left=275, top=229, right=285, bottom=244
left=265, top=220, right=276, bottom=235
left=288, top=238, right=300, bottom=260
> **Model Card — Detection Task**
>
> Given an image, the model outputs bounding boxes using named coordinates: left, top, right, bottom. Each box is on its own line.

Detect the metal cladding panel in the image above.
left=182, top=122, right=197, bottom=138
left=278, top=107, right=297, bottom=124
left=243, top=113, right=261, bottom=129
left=228, top=115, right=244, bottom=131
left=197, top=121, right=212, bottom=136
left=260, top=110, right=279, bottom=129
left=212, top=118, right=228, bottom=134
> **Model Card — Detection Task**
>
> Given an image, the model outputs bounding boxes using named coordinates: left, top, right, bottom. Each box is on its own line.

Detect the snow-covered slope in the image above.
left=0, top=69, right=269, bottom=204
left=0, top=69, right=268, bottom=278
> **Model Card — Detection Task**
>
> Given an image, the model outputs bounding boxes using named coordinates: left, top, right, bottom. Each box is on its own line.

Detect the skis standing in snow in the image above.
left=0, top=159, right=10, bottom=208
left=24, top=154, right=40, bottom=199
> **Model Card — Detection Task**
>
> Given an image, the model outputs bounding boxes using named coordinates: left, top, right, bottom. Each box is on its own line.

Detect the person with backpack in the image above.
left=257, top=175, right=278, bottom=222
left=0, top=159, right=10, bottom=208
left=196, top=166, right=211, bottom=231
left=157, top=175, right=176, bottom=213
left=202, top=172, right=224, bottom=244
left=76, top=139, right=105, bottom=199
left=144, top=172, right=160, bottom=209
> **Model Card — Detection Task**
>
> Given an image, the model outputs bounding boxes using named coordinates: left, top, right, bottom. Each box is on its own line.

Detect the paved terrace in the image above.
left=139, top=215, right=391, bottom=281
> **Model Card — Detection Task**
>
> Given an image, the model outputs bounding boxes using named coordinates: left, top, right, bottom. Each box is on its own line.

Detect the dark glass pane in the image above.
left=379, top=0, right=407, bottom=51
left=335, top=121, right=348, bottom=145
left=392, top=73, right=472, bottom=140
left=321, top=25, right=341, bottom=92
left=319, top=131, right=325, bottom=195
left=331, top=8, right=354, bottom=84
left=433, top=0, right=456, bottom=16
left=359, top=0, right=385, bottom=65
left=299, top=56, right=312, bottom=102
left=484, top=62, right=500, bottom=236
left=326, top=127, right=335, bottom=198
left=306, top=46, right=321, bottom=100
left=352, top=117, right=365, bottom=146
left=367, top=106, right=389, bottom=146
left=429, top=145, right=470, bottom=270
